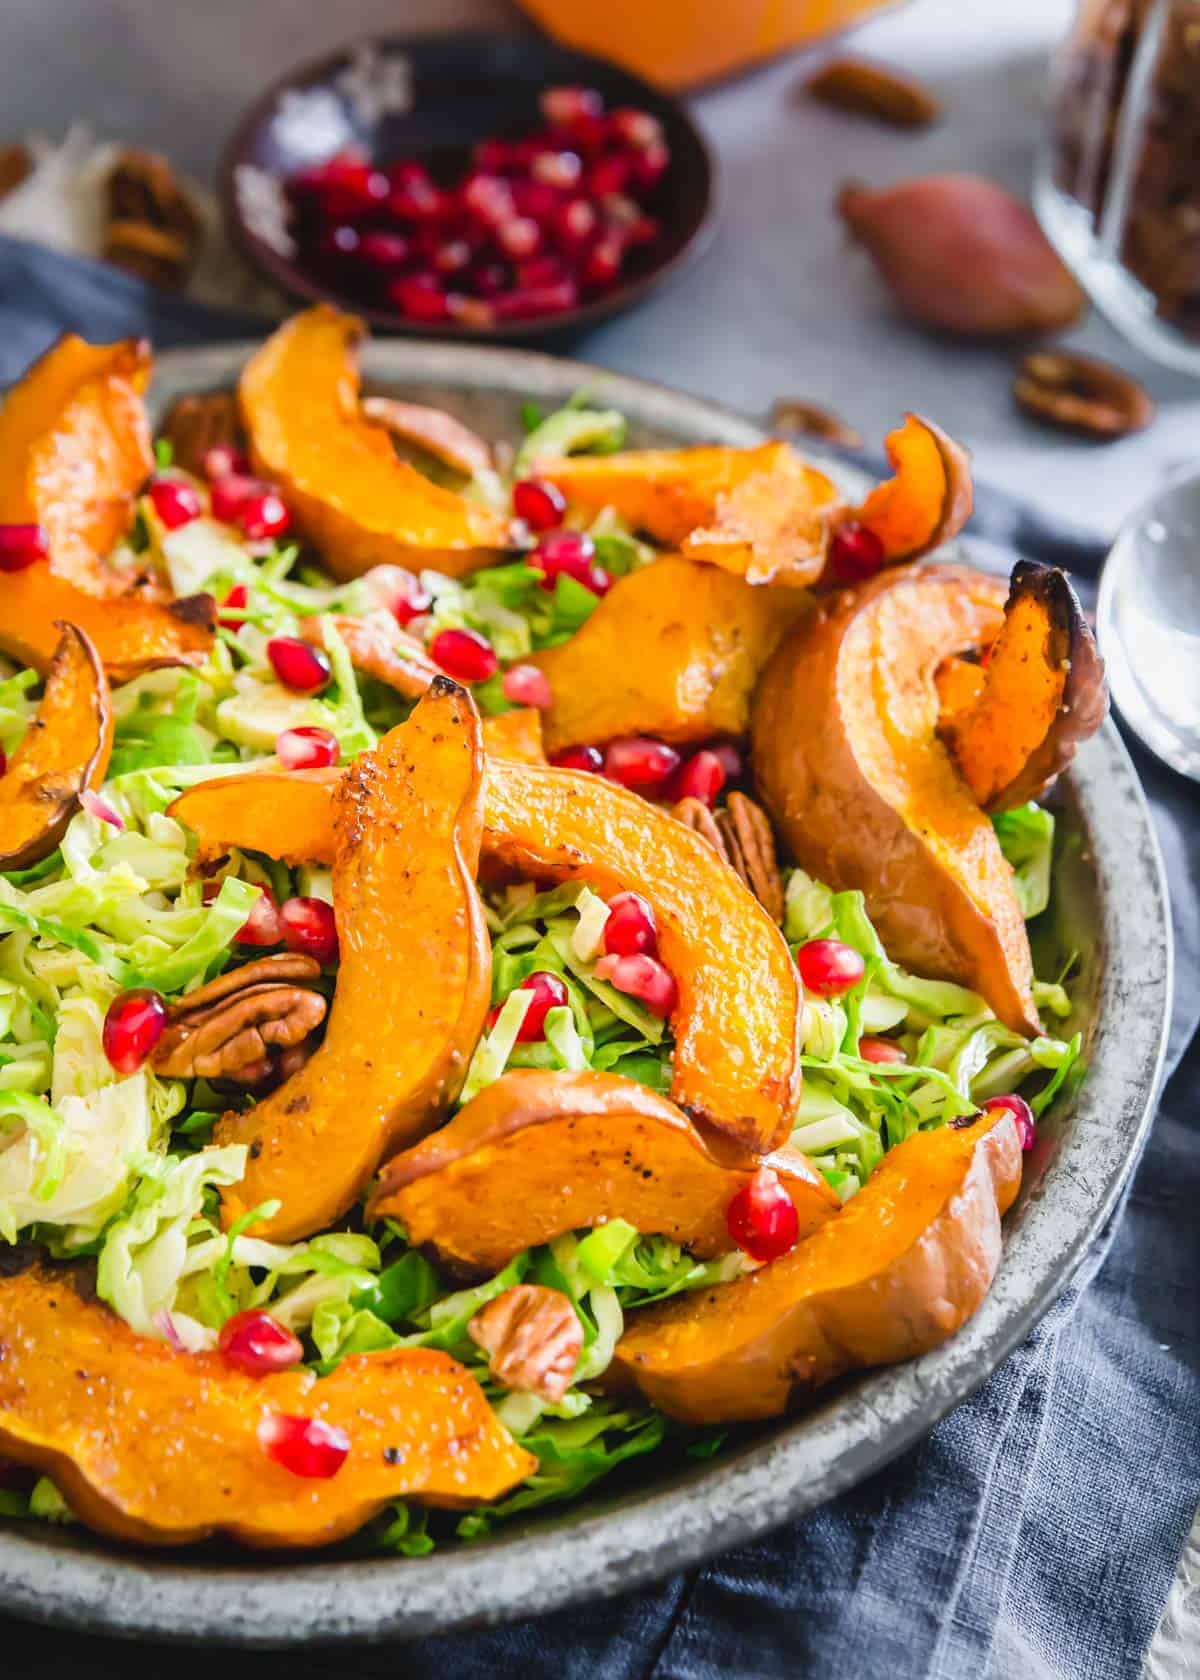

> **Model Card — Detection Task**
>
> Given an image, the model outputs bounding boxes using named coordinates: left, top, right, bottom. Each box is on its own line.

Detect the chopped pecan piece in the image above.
left=153, top=953, right=326, bottom=1082
left=159, top=390, right=245, bottom=477
left=717, top=794, right=786, bottom=924
left=468, top=1284, right=583, bottom=1404
left=103, top=148, right=201, bottom=290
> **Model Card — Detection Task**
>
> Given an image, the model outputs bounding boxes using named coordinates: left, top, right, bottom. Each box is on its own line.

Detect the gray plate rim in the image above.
left=0, top=339, right=1173, bottom=1646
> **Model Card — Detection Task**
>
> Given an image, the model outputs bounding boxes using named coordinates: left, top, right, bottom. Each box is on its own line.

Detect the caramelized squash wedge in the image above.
left=480, top=707, right=547, bottom=764
left=215, top=679, right=492, bottom=1240
left=940, top=560, right=1107, bottom=811
left=239, top=306, right=512, bottom=579
left=0, top=1260, right=532, bottom=1547
left=0, top=334, right=214, bottom=678
left=0, top=334, right=153, bottom=596
left=613, top=1108, right=1022, bottom=1424
left=538, top=442, right=841, bottom=587
left=530, top=556, right=808, bottom=752
left=172, top=760, right=801, bottom=1153
left=751, top=564, right=1040, bottom=1034
left=367, top=1069, right=838, bottom=1273
left=842, top=413, right=973, bottom=566
left=0, top=623, right=114, bottom=871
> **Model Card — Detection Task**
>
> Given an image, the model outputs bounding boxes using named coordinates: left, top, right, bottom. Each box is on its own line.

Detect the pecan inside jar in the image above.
left=1013, top=350, right=1155, bottom=439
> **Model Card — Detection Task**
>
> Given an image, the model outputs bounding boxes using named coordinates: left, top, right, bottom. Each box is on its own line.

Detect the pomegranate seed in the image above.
left=511, top=179, right=562, bottom=223
left=218, top=582, right=249, bottom=629
left=556, top=198, right=598, bottom=248
left=983, top=1092, right=1037, bottom=1152
left=513, top=477, right=567, bottom=531
left=494, top=278, right=580, bottom=320
left=316, top=223, right=360, bottom=264
left=595, top=952, right=677, bottom=1017
left=599, top=191, right=641, bottom=230
left=267, top=636, right=331, bottom=694
left=510, top=969, right=570, bottom=1041
left=278, top=895, right=339, bottom=966
left=210, top=473, right=259, bottom=524
left=472, top=260, right=513, bottom=299
left=609, top=108, right=664, bottom=150
left=726, top=1168, right=799, bottom=1263
left=627, top=213, right=661, bottom=247
left=202, top=444, right=250, bottom=481
left=259, top=1413, right=349, bottom=1479
left=668, top=749, right=725, bottom=808
left=516, top=256, right=566, bottom=291
left=431, top=627, right=498, bottom=683
left=434, top=238, right=473, bottom=275
left=632, top=140, right=670, bottom=189
left=102, top=988, right=167, bottom=1074
left=390, top=274, right=449, bottom=322
left=531, top=149, right=582, bottom=189
left=0, top=746, right=6, bottom=776
left=389, top=575, right=433, bottom=626
left=796, top=938, right=866, bottom=998
left=473, top=137, right=513, bottom=172
left=238, top=490, right=291, bottom=541
left=233, top=885, right=284, bottom=947
left=80, top=788, right=124, bottom=829
left=357, top=230, right=410, bottom=268
left=551, top=744, right=603, bottom=773
left=498, top=216, right=541, bottom=259
left=588, top=155, right=633, bottom=198
left=148, top=477, right=202, bottom=530
left=0, top=522, right=48, bottom=572
left=218, top=1309, right=303, bottom=1377
left=531, top=528, right=595, bottom=591
left=604, top=736, right=681, bottom=793
left=602, top=891, right=657, bottom=957
left=541, top=86, right=604, bottom=131
left=462, top=173, right=515, bottom=227
left=583, top=234, right=625, bottom=290
left=276, top=725, right=339, bottom=770
left=859, top=1036, right=908, bottom=1065
left=828, top=522, right=886, bottom=584
left=709, top=741, right=744, bottom=784
left=502, top=663, right=553, bottom=709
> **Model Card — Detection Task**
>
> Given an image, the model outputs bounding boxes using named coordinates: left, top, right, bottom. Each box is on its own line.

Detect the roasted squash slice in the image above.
left=0, top=334, right=215, bottom=678
left=537, top=442, right=841, bottom=587
left=940, top=561, right=1107, bottom=811
left=0, top=334, right=153, bottom=596
left=239, top=305, right=512, bottom=579
left=0, top=623, right=114, bottom=871
left=215, top=679, right=492, bottom=1241
left=529, top=556, right=808, bottom=752
left=367, top=1069, right=838, bottom=1273
left=480, top=707, right=546, bottom=764
left=613, top=1108, right=1022, bottom=1424
left=0, top=1259, right=532, bottom=1547
left=751, top=563, right=1040, bottom=1034
left=841, top=413, right=973, bottom=566
left=172, top=759, right=801, bottom=1154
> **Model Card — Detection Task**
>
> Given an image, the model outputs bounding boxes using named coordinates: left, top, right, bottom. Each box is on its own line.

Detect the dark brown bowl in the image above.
left=218, top=30, right=718, bottom=343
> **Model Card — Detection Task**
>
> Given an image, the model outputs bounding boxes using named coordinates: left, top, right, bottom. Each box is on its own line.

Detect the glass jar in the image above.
left=1037, top=0, right=1200, bottom=374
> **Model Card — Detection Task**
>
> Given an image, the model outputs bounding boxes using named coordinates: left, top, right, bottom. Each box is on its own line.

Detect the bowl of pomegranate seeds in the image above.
left=220, top=32, right=716, bottom=339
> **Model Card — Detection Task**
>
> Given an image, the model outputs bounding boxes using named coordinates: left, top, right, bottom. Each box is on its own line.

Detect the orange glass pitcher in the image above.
left=517, top=0, right=901, bottom=89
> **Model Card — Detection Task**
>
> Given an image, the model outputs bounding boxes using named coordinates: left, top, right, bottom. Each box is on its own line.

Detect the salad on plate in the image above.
left=0, top=306, right=1106, bottom=1552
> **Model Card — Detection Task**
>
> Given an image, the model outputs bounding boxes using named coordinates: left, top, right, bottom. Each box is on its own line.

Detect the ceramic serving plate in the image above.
left=0, top=342, right=1172, bottom=1645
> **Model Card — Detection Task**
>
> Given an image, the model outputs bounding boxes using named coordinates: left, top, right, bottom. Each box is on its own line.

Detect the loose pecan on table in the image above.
left=806, top=57, right=941, bottom=130
left=673, top=792, right=786, bottom=925
left=103, top=147, right=201, bottom=291
left=152, top=953, right=326, bottom=1083
left=1012, top=350, right=1155, bottom=440
left=468, top=1284, right=583, bottom=1404
left=158, top=390, right=245, bottom=477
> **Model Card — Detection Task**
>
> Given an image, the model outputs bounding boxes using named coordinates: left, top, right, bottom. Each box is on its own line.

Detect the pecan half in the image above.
left=806, top=57, right=941, bottom=129
left=770, top=398, right=863, bottom=450
left=300, top=612, right=437, bottom=700
left=1013, top=350, right=1155, bottom=439
left=717, top=793, right=786, bottom=924
left=159, top=390, right=245, bottom=477
left=103, top=148, right=201, bottom=290
left=672, top=795, right=729, bottom=861
left=362, top=396, right=493, bottom=479
left=468, top=1284, right=583, bottom=1404
left=153, top=953, right=326, bottom=1081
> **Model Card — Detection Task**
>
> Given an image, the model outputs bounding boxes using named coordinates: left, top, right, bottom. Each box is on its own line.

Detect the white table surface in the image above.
left=1, top=0, right=1195, bottom=1669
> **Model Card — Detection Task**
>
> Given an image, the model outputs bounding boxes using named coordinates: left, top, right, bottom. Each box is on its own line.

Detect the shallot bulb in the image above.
left=837, top=174, right=1086, bottom=338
